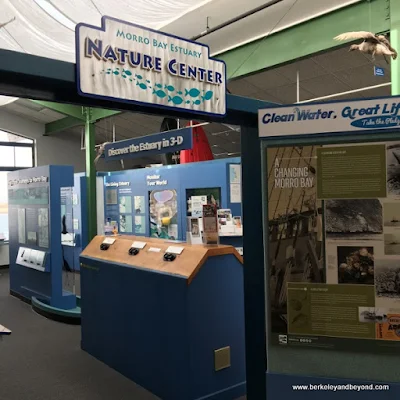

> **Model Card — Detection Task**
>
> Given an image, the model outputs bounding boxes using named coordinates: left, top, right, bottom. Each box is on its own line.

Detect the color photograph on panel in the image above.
left=149, top=189, right=178, bottom=239
left=267, top=145, right=323, bottom=336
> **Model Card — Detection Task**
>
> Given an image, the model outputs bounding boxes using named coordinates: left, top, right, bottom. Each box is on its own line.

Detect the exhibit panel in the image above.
left=7, top=165, right=77, bottom=310
left=102, top=157, right=243, bottom=251
left=79, top=235, right=245, bottom=400
left=259, top=98, right=400, bottom=391
left=62, top=173, right=88, bottom=272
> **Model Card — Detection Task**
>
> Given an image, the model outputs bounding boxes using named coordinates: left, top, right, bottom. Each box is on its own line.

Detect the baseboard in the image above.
left=195, top=382, right=246, bottom=400
left=0, top=265, right=9, bottom=270
left=32, top=300, right=81, bottom=325
left=10, top=289, right=31, bottom=304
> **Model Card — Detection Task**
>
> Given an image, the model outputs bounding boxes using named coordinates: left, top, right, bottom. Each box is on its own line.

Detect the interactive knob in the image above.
left=163, top=252, right=176, bottom=262
left=100, top=243, right=110, bottom=251
left=129, top=247, right=139, bottom=256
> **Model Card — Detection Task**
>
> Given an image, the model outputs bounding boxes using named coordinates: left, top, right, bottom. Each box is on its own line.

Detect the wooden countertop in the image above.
left=81, top=235, right=243, bottom=284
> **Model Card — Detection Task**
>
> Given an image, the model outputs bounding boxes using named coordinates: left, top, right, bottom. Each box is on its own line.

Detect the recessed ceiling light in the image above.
left=34, top=0, right=76, bottom=31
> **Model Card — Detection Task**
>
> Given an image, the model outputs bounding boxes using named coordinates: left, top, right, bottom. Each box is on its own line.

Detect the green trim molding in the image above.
left=218, top=0, right=390, bottom=80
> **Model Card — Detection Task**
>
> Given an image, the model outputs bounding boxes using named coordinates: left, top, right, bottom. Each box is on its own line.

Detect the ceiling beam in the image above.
left=91, top=108, right=122, bottom=122
left=44, top=116, right=83, bottom=136
left=31, top=100, right=85, bottom=120
left=217, top=0, right=389, bottom=80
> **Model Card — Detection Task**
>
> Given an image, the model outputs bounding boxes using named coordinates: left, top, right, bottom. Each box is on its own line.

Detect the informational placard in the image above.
left=265, top=141, right=400, bottom=351
left=17, top=208, right=26, bottom=244
left=38, top=208, right=49, bottom=248
left=259, top=96, right=400, bottom=138
left=165, top=245, right=184, bottom=255
left=229, top=164, right=242, bottom=203
left=191, top=195, right=207, bottom=218
left=132, top=241, right=147, bottom=249
left=103, top=237, right=116, bottom=245
left=202, top=204, right=218, bottom=245
left=76, top=16, right=226, bottom=116
left=104, top=128, right=193, bottom=162
left=317, top=145, right=387, bottom=199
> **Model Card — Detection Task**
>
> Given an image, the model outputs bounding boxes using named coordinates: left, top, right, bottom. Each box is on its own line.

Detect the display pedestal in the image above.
left=80, top=235, right=245, bottom=400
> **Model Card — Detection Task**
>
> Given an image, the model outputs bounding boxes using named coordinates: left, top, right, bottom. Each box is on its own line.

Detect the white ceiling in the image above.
left=0, top=0, right=211, bottom=62
left=0, top=0, right=362, bottom=63
left=2, top=98, right=66, bottom=123
left=163, top=0, right=363, bottom=56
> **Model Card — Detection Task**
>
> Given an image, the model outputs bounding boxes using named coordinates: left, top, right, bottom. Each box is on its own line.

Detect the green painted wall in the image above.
left=391, top=0, right=400, bottom=94
left=218, top=0, right=390, bottom=80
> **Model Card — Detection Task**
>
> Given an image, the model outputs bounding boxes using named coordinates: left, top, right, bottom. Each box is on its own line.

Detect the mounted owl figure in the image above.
left=334, top=31, right=397, bottom=63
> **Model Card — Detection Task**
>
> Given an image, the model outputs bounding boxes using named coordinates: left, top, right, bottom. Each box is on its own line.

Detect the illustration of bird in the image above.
left=0, top=17, right=16, bottom=29
left=334, top=31, right=397, bottom=62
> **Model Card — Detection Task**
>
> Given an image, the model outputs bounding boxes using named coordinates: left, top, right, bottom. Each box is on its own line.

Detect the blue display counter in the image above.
left=80, top=235, right=245, bottom=400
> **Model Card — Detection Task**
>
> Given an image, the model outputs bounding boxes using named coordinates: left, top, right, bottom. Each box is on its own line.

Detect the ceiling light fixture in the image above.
left=34, top=0, right=76, bottom=31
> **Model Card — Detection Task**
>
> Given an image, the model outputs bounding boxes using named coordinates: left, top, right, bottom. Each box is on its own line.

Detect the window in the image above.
left=0, top=131, right=35, bottom=241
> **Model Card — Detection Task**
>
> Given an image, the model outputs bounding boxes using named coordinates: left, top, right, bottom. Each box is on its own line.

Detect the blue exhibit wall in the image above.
left=103, top=157, right=242, bottom=242
left=8, top=165, right=76, bottom=309
left=63, top=173, right=88, bottom=271
left=187, top=255, right=246, bottom=399
left=80, top=253, right=245, bottom=400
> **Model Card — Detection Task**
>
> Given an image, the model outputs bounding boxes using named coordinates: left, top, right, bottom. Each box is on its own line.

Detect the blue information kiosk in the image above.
left=7, top=165, right=80, bottom=322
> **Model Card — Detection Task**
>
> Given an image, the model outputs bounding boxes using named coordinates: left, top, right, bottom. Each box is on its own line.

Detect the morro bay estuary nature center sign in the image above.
left=76, top=16, right=226, bottom=116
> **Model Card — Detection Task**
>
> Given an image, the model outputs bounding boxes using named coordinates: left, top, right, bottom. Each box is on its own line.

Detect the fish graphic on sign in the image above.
left=165, top=85, right=175, bottom=92
left=193, top=99, right=201, bottom=105
left=136, top=81, right=147, bottom=90
left=185, top=88, right=201, bottom=98
left=202, top=91, right=213, bottom=101
left=122, top=69, right=132, bottom=78
left=153, top=89, right=167, bottom=98
left=168, top=96, right=184, bottom=105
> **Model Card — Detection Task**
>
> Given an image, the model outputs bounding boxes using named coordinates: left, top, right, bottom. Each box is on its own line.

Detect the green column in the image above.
left=391, top=0, right=400, bottom=95
left=84, top=107, right=97, bottom=240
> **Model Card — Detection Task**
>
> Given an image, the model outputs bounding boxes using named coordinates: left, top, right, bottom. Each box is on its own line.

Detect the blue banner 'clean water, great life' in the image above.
left=103, top=127, right=193, bottom=162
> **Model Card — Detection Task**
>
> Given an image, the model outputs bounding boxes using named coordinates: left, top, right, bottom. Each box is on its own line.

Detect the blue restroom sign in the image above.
left=76, top=16, right=226, bottom=117
left=103, top=127, right=193, bottom=162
